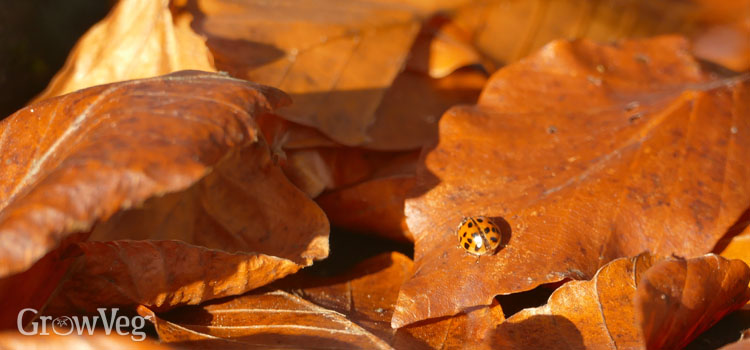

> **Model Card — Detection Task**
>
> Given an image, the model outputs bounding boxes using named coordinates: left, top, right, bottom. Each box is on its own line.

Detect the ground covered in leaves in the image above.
left=1, top=0, right=750, bottom=349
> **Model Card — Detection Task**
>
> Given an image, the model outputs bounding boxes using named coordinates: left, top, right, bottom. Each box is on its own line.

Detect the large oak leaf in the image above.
left=0, top=71, right=328, bottom=326
left=393, top=36, right=750, bottom=327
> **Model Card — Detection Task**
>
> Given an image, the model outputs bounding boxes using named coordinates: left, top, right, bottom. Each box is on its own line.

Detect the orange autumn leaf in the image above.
left=636, top=256, right=750, bottom=349
left=363, top=68, right=486, bottom=151
left=720, top=224, right=750, bottom=278
left=280, top=147, right=416, bottom=198
left=34, top=0, right=215, bottom=102
left=495, top=253, right=750, bottom=350
left=443, top=0, right=746, bottom=69
left=183, top=0, right=420, bottom=147
left=142, top=253, right=503, bottom=349
left=405, top=14, right=486, bottom=79
left=293, top=252, right=504, bottom=350
left=139, top=291, right=394, bottom=349
left=0, top=71, right=328, bottom=327
left=180, top=0, right=484, bottom=150
left=317, top=152, right=419, bottom=242
left=394, top=36, right=750, bottom=327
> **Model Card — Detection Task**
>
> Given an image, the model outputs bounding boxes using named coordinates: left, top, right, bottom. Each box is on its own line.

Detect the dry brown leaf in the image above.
left=33, top=0, right=215, bottom=102
left=0, top=71, right=328, bottom=327
left=181, top=0, right=484, bottom=150
left=393, top=36, right=750, bottom=327
left=45, top=240, right=302, bottom=315
left=316, top=152, right=419, bottom=242
left=494, top=253, right=750, bottom=350
left=317, top=175, right=415, bottom=242
left=256, top=113, right=338, bottom=153
left=139, top=291, right=393, bottom=350
left=720, top=225, right=750, bottom=278
left=637, top=256, right=750, bottom=349
left=447, top=0, right=713, bottom=67
left=0, top=331, right=172, bottom=350
left=293, top=252, right=504, bottom=350
left=405, top=14, right=485, bottom=78
left=143, top=252, right=504, bottom=349
left=280, top=147, right=415, bottom=198
left=363, top=67, right=486, bottom=151
left=693, top=20, right=750, bottom=72
left=183, top=0, right=420, bottom=147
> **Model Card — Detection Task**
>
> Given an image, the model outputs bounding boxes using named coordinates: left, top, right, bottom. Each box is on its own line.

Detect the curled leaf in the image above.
left=0, top=71, right=328, bottom=326
left=637, top=255, right=750, bottom=349
left=34, top=0, right=215, bottom=102
left=495, top=253, right=750, bottom=350
left=139, top=291, right=394, bottom=349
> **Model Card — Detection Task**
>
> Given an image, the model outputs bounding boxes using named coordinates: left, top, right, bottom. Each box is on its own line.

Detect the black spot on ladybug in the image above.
left=462, top=232, right=467, bottom=237
left=484, top=227, right=490, bottom=233
left=477, top=218, right=483, bottom=223
left=467, top=238, right=473, bottom=244
left=474, top=246, right=481, bottom=252
left=467, top=222, right=473, bottom=228
left=464, top=243, right=470, bottom=249
left=492, top=227, right=497, bottom=233
left=490, top=236, right=498, bottom=242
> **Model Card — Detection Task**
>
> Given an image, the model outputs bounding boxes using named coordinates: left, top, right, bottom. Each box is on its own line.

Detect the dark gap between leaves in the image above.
left=303, top=227, right=414, bottom=277
left=495, top=282, right=560, bottom=319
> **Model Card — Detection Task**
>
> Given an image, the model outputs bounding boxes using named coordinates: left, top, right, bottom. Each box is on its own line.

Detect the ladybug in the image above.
left=457, top=216, right=501, bottom=256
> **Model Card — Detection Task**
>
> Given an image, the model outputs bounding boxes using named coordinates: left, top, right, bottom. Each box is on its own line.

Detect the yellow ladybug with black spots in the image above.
left=457, top=216, right=501, bottom=255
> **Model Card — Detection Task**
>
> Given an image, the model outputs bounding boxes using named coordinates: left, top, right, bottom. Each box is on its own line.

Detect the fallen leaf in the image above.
left=637, top=256, right=750, bottom=349
left=494, top=253, right=750, bottom=350
left=280, top=147, right=414, bottom=198
left=362, top=67, right=486, bottom=151
left=276, top=67, right=484, bottom=197
left=0, top=71, right=328, bottom=327
left=34, top=0, right=215, bottom=102
left=256, top=113, right=338, bottom=153
left=720, top=225, right=750, bottom=276
left=183, top=0, right=420, bottom=147
left=182, top=0, right=485, bottom=150
left=684, top=303, right=750, bottom=349
left=447, top=0, right=713, bottom=67
left=144, top=252, right=504, bottom=349
left=139, top=291, right=394, bottom=349
left=405, top=14, right=486, bottom=78
left=292, top=252, right=504, bottom=350
left=45, top=240, right=303, bottom=315
left=316, top=152, right=419, bottom=242
left=394, top=36, right=750, bottom=327
left=693, top=20, right=750, bottom=72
